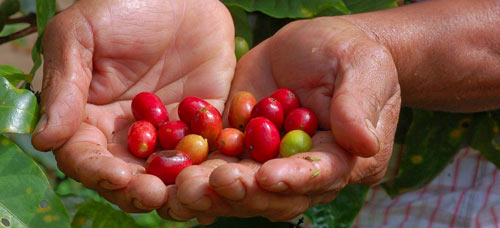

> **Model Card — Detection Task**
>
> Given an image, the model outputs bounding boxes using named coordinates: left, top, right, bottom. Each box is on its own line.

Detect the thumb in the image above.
left=330, top=41, right=399, bottom=158
left=31, top=8, right=93, bottom=151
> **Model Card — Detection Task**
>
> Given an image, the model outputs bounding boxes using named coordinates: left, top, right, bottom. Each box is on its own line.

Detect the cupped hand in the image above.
left=31, top=0, right=235, bottom=212
left=167, top=17, right=401, bottom=222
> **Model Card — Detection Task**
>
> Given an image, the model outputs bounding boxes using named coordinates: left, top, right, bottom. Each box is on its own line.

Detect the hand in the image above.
left=31, top=0, right=235, bottom=212
left=166, top=17, right=401, bottom=222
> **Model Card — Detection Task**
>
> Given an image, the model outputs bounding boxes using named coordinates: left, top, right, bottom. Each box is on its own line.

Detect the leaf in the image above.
left=0, top=134, right=70, bottom=228
left=6, top=133, right=57, bottom=170
left=30, top=35, right=43, bottom=76
left=31, top=0, right=56, bottom=75
left=227, top=5, right=254, bottom=47
left=71, top=200, right=143, bottom=228
left=305, top=185, right=369, bottom=228
left=0, top=0, right=20, bottom=32
left=222, top=0, right=350, bottom=19
left=470, top=113, right=500, bottom=168
left=0, top=76, right=39, bottom=134
left=35, top=0, right=55, bottom=35
left=0, top=65, right=33, bottom=87
left=343, top=0, right=399, bottom=14
left=131, top=211, right=194, bottom=228
left=194, top=217, right=293, bottom=228
left=252, top=13, right=292, bottom=45
left=382, top=110, right=474, bottom=197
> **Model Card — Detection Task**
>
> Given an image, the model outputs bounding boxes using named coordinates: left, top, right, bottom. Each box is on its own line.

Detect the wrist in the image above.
left=341, top=0, right=500, bottom=112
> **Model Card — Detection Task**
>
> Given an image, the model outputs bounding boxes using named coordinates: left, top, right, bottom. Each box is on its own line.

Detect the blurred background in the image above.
left=0, top=0, right=73, bottom=91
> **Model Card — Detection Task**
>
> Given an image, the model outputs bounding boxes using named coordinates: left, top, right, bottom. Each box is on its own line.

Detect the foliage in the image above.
left=1, top=0, right=499, bottom=228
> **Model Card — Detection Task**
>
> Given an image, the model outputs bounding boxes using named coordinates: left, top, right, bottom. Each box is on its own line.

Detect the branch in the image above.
left=6, top=13, right=36, bottom=25
left=0, top=25, right=37, bottom=45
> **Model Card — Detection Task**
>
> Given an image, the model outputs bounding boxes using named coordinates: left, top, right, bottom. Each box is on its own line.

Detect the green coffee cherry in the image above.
left=280, top=129, right=312, bottom=157
left=235, top=36, right=249, bottom=61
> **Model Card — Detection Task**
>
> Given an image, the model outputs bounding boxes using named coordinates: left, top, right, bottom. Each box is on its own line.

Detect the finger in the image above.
left=32, top=7, right=94, bottom=151
left=256, top=131, right=356, bottom=195
left=310, top=191, right=339, bottom=206
left=209, top=163, right=311, bottom=221
left=329, top=37, right=399, bottom=158
left=348, top=90, right=400, bottom=185
left=206, top=160, right=260, bottom=201
left=55, top=123, right=132, bottom=190
left=197, top=216, right=217, bottom=225
left=157, top=186, right=197, bottom=222
left=98, top=174, right=168, bottom=212
left=175, top=155, right=234, bottom=211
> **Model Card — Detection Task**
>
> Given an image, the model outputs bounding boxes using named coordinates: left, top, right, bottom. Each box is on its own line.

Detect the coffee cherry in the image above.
left=178, top=96, right=211, bottom=124
left=228, top=91, right=257, bottom=131
left=158, top=120, right=190, bottom=150
left=216, top=128, right=244, bottom=156
left=191, top=106, right=223, bottom=151
left=145, top=150, right=192, bottom=185
left=280, top=130, right=312, bottom=157
left=131, top=92, right=168, bottom=127
left=175, top=134, right=208, bottom=165
left=270, top=88, right=300, bottom=115
left=244, top=117, right=280, bottom=163
left=127, top=121, right=157, bottom=158
left=284, top=107, right=318, bottom=136
left=250, top=97, right=284, bottom=130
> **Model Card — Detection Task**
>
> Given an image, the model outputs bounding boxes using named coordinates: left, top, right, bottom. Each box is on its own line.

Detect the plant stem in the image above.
left=0, top=25, right=37, bottom=45
left=6, top=13, right=36, bottom=25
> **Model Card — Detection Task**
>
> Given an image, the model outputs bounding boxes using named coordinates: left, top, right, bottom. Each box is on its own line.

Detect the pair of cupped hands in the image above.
left=31, top=0, right=401, bottom=224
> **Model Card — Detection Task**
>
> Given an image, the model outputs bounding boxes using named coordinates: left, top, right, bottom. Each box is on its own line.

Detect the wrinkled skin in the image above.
left=31, top=0, right=235, bottom=213
left=168, top=17, right=401, bottom=222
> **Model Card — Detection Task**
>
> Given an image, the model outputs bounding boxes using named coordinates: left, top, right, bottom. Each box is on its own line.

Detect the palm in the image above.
left=47, top=0, right=235, bottom=211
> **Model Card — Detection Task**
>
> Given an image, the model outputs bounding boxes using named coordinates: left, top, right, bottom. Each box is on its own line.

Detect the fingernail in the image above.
left=99, top=180, right=124, bottom=190
left=365, top=119, right=380, bottom=154
left=34, top=114, right=48, bottom=135
left=265, top=181, right=289, bottom=192
left=133, top=199, right=152, bottom=210
left=189, top=196, right=212, bottom=211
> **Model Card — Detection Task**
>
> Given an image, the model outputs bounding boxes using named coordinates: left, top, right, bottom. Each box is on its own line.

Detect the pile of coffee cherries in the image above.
left=127, top=89, right=318, bottom=185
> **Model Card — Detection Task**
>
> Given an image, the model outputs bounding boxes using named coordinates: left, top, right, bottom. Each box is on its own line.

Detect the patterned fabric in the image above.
left=354, top=147, right=500, bottom=228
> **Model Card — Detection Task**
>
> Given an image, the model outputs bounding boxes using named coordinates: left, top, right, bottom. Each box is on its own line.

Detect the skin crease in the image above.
left=30, top=0, right=235, bottom=213
left=31, top=0, right=500, bottom=224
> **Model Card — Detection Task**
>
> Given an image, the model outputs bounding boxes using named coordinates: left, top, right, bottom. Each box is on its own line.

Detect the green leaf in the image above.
left=227, top=6, right=254, bottom=47
left=35, top=0, right=55, bottom=35
left=222, top=0, right=350, bottom=19
left=31, top=0, right=56, bottom=75
left=343, top=0, right=399, bottom=14
left=470, top=113, right=500, bottom=168
left=0, top=65, right=34, bottom=86
left=0, top=134, right=70, bottom=228
left=305, top=185, right=369, bottom=228
left=71, top=200, right=143, bottom=228
left=383, top=110, right=473, bottom=197
left=252, top=13, right=292, bottom=45
left=0, top=0, right=20, bottom=31
left=0, top=76, right=39, bottom=134
left=6, top=133, right=57, bottom=171
left=131, top=211, right=194, bottom=228
left=30, top=35, right=43, bottom=76
left=195, top=217, right=293, bottom=228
